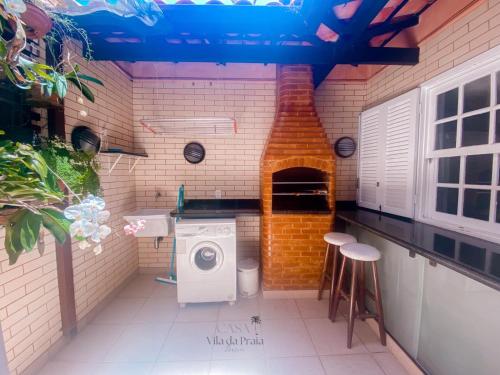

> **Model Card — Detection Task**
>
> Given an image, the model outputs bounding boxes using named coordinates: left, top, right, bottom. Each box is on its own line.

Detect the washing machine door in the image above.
left=190, top=241, right=224, bottom=273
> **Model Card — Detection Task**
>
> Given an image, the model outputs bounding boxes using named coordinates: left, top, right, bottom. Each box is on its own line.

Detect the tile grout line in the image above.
left=296, top=298, right=329, bottom=375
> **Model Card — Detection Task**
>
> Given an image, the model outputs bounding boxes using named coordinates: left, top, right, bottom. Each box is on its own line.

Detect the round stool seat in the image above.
left=324, top=232, right=357, bottom=246
left=340, top=243, right=381, bottom=262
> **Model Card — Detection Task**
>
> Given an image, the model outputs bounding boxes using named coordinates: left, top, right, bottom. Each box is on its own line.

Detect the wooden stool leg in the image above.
left=318, top=244, right=331, bottom=300
left=347, top=259, right=358, bottom=349
left=357, top=262, right=366, bottom=320
left=330, top=255, right=346, bottom=322
left=371, top=261, right=386, bottom=346
left=328, top=245, right=339, bottom=318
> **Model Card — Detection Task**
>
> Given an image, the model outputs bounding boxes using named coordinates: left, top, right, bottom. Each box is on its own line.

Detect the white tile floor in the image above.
left=37, top=275, right=410, bottom=375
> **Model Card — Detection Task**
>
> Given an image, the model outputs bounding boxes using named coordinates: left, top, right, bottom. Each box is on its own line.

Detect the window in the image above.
left=419, top=48, right=500, bottom=241
left=358, top=89, right=419, bottom=218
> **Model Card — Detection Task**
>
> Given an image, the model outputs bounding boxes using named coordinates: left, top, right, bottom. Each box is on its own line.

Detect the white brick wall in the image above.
left=1, top=3, right=499, bottom=372
left=366, top=0, right=500, bottom=106
left=64, top=45, right=139, bottom=322
left=0, top=231, right=61, bottom=375
left=316, top=81, right=367, bottom=201
left=132, top=75, right=366, bottom=269
left=133, top=78, right=275, bottom=268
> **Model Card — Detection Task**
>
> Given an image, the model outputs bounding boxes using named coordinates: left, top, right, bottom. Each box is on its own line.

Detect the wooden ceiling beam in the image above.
left=312, top=0, right=390, bottom=87
left=90, top=39, right=418, bottom=66
left=365, top=15, right=419, bottom=39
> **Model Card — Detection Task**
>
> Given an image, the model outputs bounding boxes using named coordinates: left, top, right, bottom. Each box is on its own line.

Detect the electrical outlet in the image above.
left=215, top=190, right=222, bottom=199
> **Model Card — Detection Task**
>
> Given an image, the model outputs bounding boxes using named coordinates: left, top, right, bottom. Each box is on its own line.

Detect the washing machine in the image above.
left=175, top=218, right=237, bottom=306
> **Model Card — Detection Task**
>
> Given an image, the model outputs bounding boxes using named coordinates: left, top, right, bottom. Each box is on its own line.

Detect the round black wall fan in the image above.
left=334, top=137, right=356, bottom=158
left=184, top=142, right=205, bottom=164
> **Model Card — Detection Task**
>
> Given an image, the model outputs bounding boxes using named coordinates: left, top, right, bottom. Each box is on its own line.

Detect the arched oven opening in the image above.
left=272, top=167, right=330, bottom=213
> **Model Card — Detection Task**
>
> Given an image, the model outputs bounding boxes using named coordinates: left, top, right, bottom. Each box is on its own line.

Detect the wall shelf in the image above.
left=99, top=149, right=148, bottom=175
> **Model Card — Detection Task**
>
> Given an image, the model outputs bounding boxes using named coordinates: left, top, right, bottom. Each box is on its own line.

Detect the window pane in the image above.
left=463, top=189, right=490, bottom=221
left=497, top=191, right=500, bottom=223
left=436, top=187, right=458, bottom=215
left=497, top=72, right=500, bottom=105
left=435, top=121, right=457, bottom=150
left=462, top=112, right=489, bottom=147
left=465, top=154, right=492, bottom=185
left=436, top=88, right=458, bottom=120
left=496, top=109, right=500, bottom=143
left=463, top=75, right=490, bottom=113
left=438, top=157, right=460, bottom=183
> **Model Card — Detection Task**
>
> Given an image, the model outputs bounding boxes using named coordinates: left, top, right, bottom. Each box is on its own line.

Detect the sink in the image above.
left=123, top=209, right=173, bottom=237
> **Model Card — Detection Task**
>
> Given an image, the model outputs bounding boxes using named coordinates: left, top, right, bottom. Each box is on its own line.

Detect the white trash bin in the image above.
left=237, top=258, right=259, bottom=297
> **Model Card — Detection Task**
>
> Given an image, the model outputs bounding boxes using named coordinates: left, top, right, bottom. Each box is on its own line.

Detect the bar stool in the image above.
left=330, top=243, right=386, bottom=348
left=318, top=233, right=356, bottom=318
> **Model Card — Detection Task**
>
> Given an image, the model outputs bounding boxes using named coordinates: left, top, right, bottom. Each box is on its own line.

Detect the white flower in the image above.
left=82, top=194, right=106, bottom=211
left=66, top=206, right=92, bottom=221
left=78, top=240, right=91, bottom=250
left=93, top=244, right=103, bottom=255
left=70, top=220, right=98, bottom=238
left=65, top=194, right=111, bottom=254
left=90, top=225, right=111, bottom=243
left=97, top=210, right=110, bottom=224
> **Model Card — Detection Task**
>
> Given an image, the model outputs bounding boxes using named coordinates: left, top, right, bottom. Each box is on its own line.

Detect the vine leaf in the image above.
left=5, top=227, right=22, bottom=265
left=54, top=74, right=68, bottom=99
left=8, top=209, right=42, bottom=258
left=77, top=74, right=104, bottom=86
left=40, top=208, right=70, bottom=244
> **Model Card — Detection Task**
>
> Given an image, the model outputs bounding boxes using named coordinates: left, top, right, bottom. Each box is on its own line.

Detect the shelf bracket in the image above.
left=107, top=154, right=123, bottom=175
left=129, top=157, right=141, bottom=173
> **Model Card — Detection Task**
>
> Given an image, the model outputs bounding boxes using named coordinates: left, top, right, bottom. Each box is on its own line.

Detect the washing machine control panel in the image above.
left=176, top=224, right=234, bottom=239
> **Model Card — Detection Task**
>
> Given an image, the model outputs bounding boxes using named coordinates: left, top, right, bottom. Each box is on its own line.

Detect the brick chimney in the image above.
left=260, top=65, right=335, bottom=291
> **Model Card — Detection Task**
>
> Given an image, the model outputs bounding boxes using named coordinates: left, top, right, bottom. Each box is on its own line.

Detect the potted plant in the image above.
left=1, top=0, right=103, bottom=103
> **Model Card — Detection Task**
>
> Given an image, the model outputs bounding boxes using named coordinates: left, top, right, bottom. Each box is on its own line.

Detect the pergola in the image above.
left=72, top=0, right=434, bottom=86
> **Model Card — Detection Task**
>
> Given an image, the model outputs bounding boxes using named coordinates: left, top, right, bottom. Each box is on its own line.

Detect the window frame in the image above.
left=417, top=46, right=500, bottom=243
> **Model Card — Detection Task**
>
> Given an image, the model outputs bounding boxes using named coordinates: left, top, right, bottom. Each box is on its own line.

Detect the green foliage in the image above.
left=39, top=137, right=101, bottom=200
left=4, top=208, right=72, bottom=265
left=0, top=134, right=101, bottom=264
left=39, top=208, right=70, bottom=244
left=0, top=137, right=64, bottom=206
left=1, top=11, right=103, bottom=101
left=45, top=14, right=94, bottom=61
left=0, top=135, right=74, bottom=264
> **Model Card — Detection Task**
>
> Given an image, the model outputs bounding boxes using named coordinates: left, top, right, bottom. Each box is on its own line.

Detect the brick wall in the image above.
left=63, top=45, right=139, bottom=321
left=132, top=77, right=276, bottom=269
left=315, top=81, right=367, bottom=201
left=131, top=73, right=362, bottom=271
left=366, top=0, right=499, bottom=106
left=0, top=232, right=61, bottom=375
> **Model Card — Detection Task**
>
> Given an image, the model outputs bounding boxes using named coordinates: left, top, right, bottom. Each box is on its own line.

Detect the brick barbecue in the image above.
left=261, top=65, right=335, bottom=291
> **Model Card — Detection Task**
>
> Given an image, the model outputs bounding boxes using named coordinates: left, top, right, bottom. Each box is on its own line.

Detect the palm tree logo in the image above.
left=250, top=315, right=261, bottom=336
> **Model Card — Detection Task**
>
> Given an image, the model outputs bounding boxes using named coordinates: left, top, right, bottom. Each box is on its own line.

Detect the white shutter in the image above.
left=358, top=107, right=383, bottom=211
left=358, top=88, right=419, bottom=218
left=381, top=88, right=419, bottom=218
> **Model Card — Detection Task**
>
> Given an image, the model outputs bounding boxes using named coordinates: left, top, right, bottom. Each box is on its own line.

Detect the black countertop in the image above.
left=337, top=208, right=500, bottom=292
left=170, top=199, right=261, bottom=218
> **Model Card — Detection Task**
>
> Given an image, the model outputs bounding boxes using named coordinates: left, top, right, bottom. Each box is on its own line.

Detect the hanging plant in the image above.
left=39, top=136, right=101, bottom=199
left=0, top=131, right=109, bottom=264
left=0, top=0, right=104, bottom=102
left=0, top=132, right=70, bottom=264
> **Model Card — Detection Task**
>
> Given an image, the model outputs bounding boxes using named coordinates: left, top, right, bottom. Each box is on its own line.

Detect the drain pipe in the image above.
left=154, top=236, right=163, bottom=250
